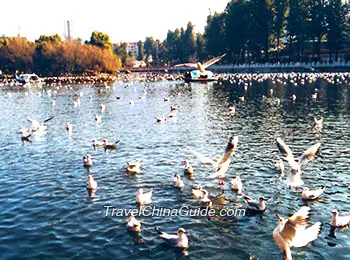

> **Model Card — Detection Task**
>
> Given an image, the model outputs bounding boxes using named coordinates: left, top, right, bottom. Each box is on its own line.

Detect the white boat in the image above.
left=15, top=73, right=43, bottom=87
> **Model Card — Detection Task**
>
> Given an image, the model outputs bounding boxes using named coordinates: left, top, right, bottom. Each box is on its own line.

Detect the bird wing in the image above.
left=202, top=54, right=226, bottom=69
left=174, top=62, right=198, bottom=69
left=298, top=143, right=321, bottom=166
left=276, top=138, right=295, bottom=166
left=43, top=115, right=55, bottom=123
left=218, top=136, right=238, bottom=167
left=280, top=207, right=310, bottom=244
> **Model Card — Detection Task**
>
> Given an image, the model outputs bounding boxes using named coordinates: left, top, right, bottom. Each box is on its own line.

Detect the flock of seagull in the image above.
left=13, top=71, right=349, bottom=259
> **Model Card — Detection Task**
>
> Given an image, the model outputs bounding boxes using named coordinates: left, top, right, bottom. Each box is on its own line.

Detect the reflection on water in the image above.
left=0, top=73, right=349, bottom=259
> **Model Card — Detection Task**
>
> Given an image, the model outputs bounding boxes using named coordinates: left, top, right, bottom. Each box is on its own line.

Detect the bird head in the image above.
left=177, top=228, right=186, bottom=235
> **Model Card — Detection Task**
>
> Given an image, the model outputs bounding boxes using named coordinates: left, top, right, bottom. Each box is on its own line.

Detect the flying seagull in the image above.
left=276, top=138, right=321, bottom=188
left=273, top=206, right=321, bottom=260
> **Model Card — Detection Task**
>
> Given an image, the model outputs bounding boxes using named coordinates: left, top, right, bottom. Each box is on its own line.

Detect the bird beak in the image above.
left=276, top=214, right=281, bottom=220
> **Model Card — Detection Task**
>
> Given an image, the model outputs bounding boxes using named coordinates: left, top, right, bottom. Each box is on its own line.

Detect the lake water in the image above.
left=0, top=73, right=349, bottom=259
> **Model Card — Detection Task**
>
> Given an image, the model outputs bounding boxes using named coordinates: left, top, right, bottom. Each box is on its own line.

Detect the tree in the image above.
left=287, top=0, right=309, bottom=61
left=245, top=0, right=274, bottom=62
left=325, top=0, right=349, bottom=61
left=204, top=12, right=226, bottom=57
left=144, top=36, right=156, bottom=65
left=89, top=31, right=112, bottom=50
left=272, top=0, right=289, bottom=61
left=183, top=21, right=196, bottom=62
left=225, top=0, right=248, bottom=63
left=137, top=40, right=145, bottom=61
left=113, top=42, right=128, bottom=66
left=196, top=32, right=207, bottom=61
left=0, top=37, right=35, bottom=73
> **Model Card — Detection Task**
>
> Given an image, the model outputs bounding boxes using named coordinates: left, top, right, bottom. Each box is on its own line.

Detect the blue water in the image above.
left=0, top=73, right=349, bottom=259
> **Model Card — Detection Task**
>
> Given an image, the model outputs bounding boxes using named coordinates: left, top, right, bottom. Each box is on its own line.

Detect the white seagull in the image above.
left=273, top=206, right=321, bottom=260
left=83, top=154, right=93, bottom=167
left=86, top=175, right=97, bottom=190
left=242, top=194, right=268, bottom=212
left=301, top=185, right=326, bottom=200
left=26, top=115, right=54, bottom=132
left=231, top=175, right=243, bottom=193
left=136, top=188, right=153, bottom=205
left=127, top=215, right=142, bottom=232
left=276, top=138, right=321, bottom=188
left=330, top=210, right=350, bottom=227
left=173, top=173, right=184, bottom=188
left=155, top=227, right=188, bottom=248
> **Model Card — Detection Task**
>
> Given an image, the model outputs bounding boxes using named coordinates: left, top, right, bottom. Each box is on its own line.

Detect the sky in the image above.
left=1, top=0, right=229, bottom=43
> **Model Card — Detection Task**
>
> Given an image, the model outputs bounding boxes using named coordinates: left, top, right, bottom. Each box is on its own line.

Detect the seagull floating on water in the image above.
left=182, top=159, right=194, bottom=176
left=92, top=139, right=104, bottom=150
left=173, top=173, right=184, bottom=188
left=136, top=188, right=153, bottom=205
left=231, top=175, right=242, bottom=193
left=155, top=227, right=188, bottom=248
left=242, top=194, right=268, bottom=212
left=83, top=154, right=93, bottom=167
left=273, top=206, right=321, bottom=260
left=330, top=210, right=350, bottom=227
left=125, top=159, right=142, bottom=174
left=127, top=215, right=142, bottom=232
left=103, top=139, right=120, bottom=152
left=86, top=175, right=97, bottom=190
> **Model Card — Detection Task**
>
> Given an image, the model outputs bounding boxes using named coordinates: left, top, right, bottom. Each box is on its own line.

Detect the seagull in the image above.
left=173, top=173, right=184, bottom=188
left=182, top=159, right=194, bottom=176
left=86, top=175, right=97, bottom=190
left=20, top=129, right=32, bottom=144
left=273, top=206, right=321, bottom=260
left=136, top=188, right=153, bottom=205
left=92, top=139, right=104, bottom=150
left=100, top=103, right=106, bottom=112
left=103, top=139, right=120, bottom=152
left=95, top=115, right=102, bottom=123
left=66, top=121, right=72, bottom=133
left=276, top=138, right=321, bottom=188
left=26, top=115, right=54, bottom=132
left=83, top=154, right=93, bottom=167
left=125, top=159, right=142, bottom=174
left=301, top=185, right=326, bottom=200
left=174, top=53, right=226, bottom=75
left=330, top=210, right=350, bottom=227
left=242, top=194, right=268, bottom=212
left=155, top=227, right=188, bottom=248
left=192, top=188, right=212, bottom=207
left=231, top=175, right=243, bottom=193
left=127, top=215, right=142, bottom=232
left=155, top=116, right=166, bottom=123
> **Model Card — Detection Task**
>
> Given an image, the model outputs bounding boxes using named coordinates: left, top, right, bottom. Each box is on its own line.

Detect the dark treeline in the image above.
left=118, top=0, right=349, bottom=66
left=0, top=32, right=121, bottom=75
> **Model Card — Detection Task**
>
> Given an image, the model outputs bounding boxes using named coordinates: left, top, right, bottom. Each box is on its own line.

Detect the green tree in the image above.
left=325, top=0, right=349, bottom=61
left=196, top=32, right=207, bottom=61
left=137, top=40, right=145, bottom=61
left=204, top=12, right=226, bottom=57
left=144, top=36, right=156, bottom=65
left=113, top=42, right=128, bottom=66
left=89, top=31, right=112, bottom=50
left=183, top=21, right=196, bottom=62
left=272, top=0, right=289, bottom=61
left=225, top=0, right=248, bottom=63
